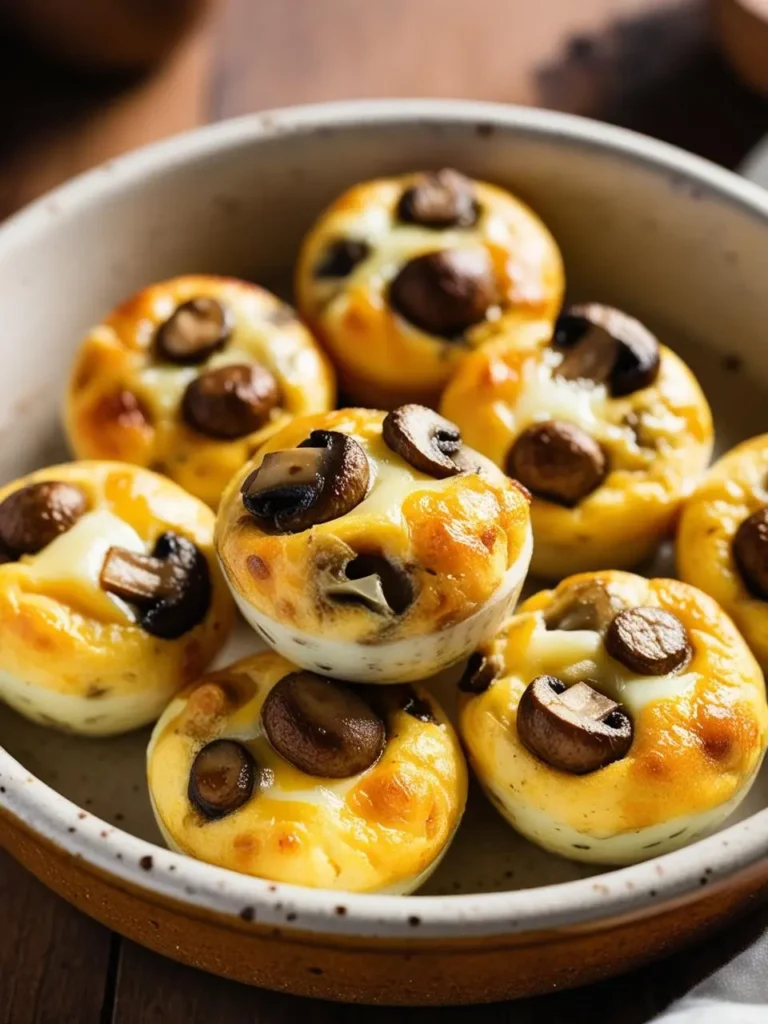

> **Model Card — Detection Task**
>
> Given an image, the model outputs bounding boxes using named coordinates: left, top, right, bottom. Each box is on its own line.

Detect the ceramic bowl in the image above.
left=1, top=100, right=768, bottom=1006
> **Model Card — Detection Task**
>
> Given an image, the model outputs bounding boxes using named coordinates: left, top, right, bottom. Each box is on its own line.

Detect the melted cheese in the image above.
left=214, top=714, right=362, bottom=811
left=350, top=438, right=456, bottom=524
left=26, top=510, right=146, bottom=624
left=505, top=352, right=608, bottom=435
left=524, top=622, right=698, bottom=716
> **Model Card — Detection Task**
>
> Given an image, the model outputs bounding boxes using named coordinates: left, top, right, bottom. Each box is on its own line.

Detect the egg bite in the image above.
left=216, top=406, right=532, bottom=683
left=678, top=434, right=768, bottom=674
left=440, top=304, right=714, bottom=577
left=64, top=275, right=336, bottom=508
left=0, top=461, right=234, bottom=735
left=295, top=169, right=564, bottom=408
left=459, top=571, right=767, bottom=865
left=148, top=650, right=467, bottom=893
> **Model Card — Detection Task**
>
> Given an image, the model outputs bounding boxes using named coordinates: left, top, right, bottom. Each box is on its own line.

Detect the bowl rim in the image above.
left=1, top=97, right=767, bottom=941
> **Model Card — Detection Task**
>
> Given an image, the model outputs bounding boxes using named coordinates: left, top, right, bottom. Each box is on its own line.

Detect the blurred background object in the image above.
left=0, top=0, right=765, bottom=222
left=713, top=0, right=768, bottom=95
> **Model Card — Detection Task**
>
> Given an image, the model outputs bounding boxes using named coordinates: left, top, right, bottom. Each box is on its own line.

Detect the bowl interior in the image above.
left=1, top=103, right=768, bottom=900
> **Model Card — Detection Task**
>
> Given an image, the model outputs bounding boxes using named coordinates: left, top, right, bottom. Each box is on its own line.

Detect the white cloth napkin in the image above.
left=652, top=917, right=768, bottom=1022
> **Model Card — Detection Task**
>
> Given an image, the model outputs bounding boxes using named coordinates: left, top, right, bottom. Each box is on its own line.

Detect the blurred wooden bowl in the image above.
left=713, top=0, right=768, bottom=95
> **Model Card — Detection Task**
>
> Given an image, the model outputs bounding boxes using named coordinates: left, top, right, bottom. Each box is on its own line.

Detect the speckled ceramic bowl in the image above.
left=1, top=101, right=768, bottom=1005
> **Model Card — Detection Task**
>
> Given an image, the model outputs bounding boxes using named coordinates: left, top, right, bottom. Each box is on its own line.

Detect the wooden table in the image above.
left=1, top=1, right=767, bottom=1020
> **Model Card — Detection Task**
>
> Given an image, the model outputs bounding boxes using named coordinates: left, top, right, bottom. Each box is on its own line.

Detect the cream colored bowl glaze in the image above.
left=0, top=101, right=768, bottom=1004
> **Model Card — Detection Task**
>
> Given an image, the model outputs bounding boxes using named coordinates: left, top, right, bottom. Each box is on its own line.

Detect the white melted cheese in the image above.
left=524, top=622, right=698, bottom=717
left=502, top=350, right=608, bottom=436
left=26, top=509, right=146, bottom=624
left=350, top=439, right=456, bottom=525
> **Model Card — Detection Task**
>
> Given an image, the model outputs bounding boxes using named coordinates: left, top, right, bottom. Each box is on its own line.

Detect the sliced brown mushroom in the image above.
left=155, top=297, right=231, bottom=364
left=401, top=690, right=438, bottom=724
left=543, top=579, right=625, bottom=633
left=397, top=169, right=479, bottom=229
left=324, top=552, right=414, bottom=616
left=0, top=481, right=88, bottom=557
left=506, top=420, right=607, bottom=506
left=100, top=531, right=211, bottom=639
left=241, top=430, right=370, bottom=534
left=517, top=676, right=633, bottom=774
left=459, top=650, right=501, bottom=694
left=181, top=363, right=280, bottom=439
left=315, top=239, right=371, bottom=278
left=382, top=404, right=463, bottom=478
left=188, top=739, right=257, bottom=820
left=733, top=507, right=768, bottom=599
left=605, top=607, right=692, bottom=676
left=552, top=303, right=660, bottom=397
left=261, top=672, right=386, bottom=778
left=389, top=248, right=496, bottom=338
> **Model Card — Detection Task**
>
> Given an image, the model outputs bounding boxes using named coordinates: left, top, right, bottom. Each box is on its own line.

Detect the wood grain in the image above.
left=0, top=850, right=114, bottom=1024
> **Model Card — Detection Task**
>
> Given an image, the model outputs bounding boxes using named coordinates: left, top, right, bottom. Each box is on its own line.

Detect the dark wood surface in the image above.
left=1, top=0, right=768, bottom=1020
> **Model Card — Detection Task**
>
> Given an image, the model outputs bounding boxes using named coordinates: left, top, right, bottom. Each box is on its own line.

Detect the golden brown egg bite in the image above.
left=64, top=275, right=336, bottom=508
left=295, top=169, right=564, bottom=408
left=0, top=461, right=234, bottom=735
left=147, top=650, right=467, bottom=893
left=459, top=571, right=767, bottom=865
left=441, top=304, right=714, bottom=577
left=216, top=406, right=532, bottom=682
left=678, top=434, right=768, bottom=674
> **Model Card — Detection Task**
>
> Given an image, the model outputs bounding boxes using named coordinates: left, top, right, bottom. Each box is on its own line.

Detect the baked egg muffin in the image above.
left=459, top=570, right=767, bottom=865
left=147, top=650, right=467, bottom=892
left=0, top=461, right=234, bottom=735
left=678, top=434, right=768, bottom=674
left=216, top=406, right=532, bottom=682
left=440, top=303, right=714, bottom=576
left=64, top=275, right=335, bottom=508
left=295, top=169, right=564, bottom=408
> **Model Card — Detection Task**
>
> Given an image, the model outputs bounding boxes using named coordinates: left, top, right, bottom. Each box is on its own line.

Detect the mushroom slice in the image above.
left=397, top=169, right=478, bottom=229
left=100, top=531, right=211, bottom=639
left=605, top=607, right=692, bottom=676
left=459, top=650, right=501, bottom=694
left=241, top=430, right=370, bottom=534
left=543, top=580, right=625, bottom=633
left=517, top=676, right=633, bottom=774
left=506, top=420, right=607, bottom=506
left=733, top=507, right=768, bottom=599
left=261, top=672, right=386, bottom=778
left=315, top=239, right=371, bottom=278
left=188, top=739, right=257, bottom=820
left=0, top=481, right=88, bottom=557
left=155, top=297, right=232, bottom=365
left=382, top=404, right=463, bottom=478
left=389, top=249, right=496, bottom=338
left=182, top=363, right=280, bottom=439
left=324, top=552, right=414, bottom=616
left=553, top=303, right=660, bottom=397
